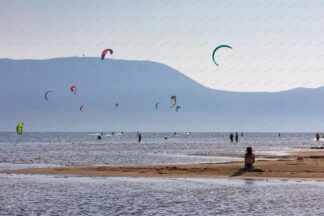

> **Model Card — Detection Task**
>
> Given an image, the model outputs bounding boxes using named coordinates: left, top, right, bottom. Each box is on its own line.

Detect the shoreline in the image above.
left=191, top=150, right=324, bottom=160
left=3, top=151, right=324, bottom=181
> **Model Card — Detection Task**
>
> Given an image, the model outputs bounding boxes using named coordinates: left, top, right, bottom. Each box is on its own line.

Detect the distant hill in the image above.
left=1, top=57, right=324, bottom=132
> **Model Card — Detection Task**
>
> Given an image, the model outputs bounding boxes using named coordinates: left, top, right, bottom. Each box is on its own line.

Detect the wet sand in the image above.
left=3, top=151, right=324, bottom=180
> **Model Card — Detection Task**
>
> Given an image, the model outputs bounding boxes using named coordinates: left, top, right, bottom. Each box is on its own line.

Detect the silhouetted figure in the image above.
left=279, top=133, right=281, bottom=137
left=244, top=147, right=255, bottom=169
left=173, top=132, right=177, bottom=136
left=164, top=136, right=168, bottom=140
left=241, top=132, right=243, bottom=137
left=229, top=133, right=234, bottom=142
left=112, top=131, right=115, bottom=135
left=97, top=135, right=102, bottom=140
left=316, top=133, right=320, bottom=141
left=138, top=133, right=142, bottom=143
left=235, top=132, right=239, bottom=143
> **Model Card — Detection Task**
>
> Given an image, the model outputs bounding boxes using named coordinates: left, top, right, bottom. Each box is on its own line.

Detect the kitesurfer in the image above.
left=244, top=147, right=255, bottom=169
left=316, top=133, right=320, bottom=141
left=235, top=132, right=239, bottom=143
left=229, top=133, right=234, bottom=142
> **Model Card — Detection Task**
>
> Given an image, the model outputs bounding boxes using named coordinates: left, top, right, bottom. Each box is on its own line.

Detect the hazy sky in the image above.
left=1, top=0, right=324, bottom=92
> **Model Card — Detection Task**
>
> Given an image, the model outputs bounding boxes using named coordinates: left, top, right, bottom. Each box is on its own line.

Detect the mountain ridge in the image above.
left=1, top=57, right=324, bottom=132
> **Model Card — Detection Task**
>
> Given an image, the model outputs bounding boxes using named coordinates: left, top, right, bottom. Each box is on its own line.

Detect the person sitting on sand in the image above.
left=244, top=147, right=255, bottom=169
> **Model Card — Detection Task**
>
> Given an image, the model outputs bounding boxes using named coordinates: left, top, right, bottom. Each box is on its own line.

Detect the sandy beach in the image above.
left=4, top=150, right=324, bottom=181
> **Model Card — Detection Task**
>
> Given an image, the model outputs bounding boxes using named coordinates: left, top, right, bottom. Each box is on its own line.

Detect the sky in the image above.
left=1, top=0, right=324, bottom=92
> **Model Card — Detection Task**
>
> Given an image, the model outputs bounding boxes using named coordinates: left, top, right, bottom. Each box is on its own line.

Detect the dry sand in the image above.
left=3, top=151, right=324, bottom=181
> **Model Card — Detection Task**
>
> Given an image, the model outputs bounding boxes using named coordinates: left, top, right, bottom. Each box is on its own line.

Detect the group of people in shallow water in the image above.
left=95, top=131, right=257, bottom=169
left=97, top=131, right=182, bottom=143
left=229, top=132, right=243, bottom=143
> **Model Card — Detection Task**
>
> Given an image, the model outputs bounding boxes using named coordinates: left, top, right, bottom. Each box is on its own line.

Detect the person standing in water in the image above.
left=229, top=133, right=234, bottom=142
left=316, top=132, right=320, bottom=141
left=235, top=132, right=239, bottom=143
left=138, top=132, right=142, bottom=143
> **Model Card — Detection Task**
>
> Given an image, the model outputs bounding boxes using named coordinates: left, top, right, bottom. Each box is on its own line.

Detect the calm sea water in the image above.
left=0, top=132, right=320, bottom=169
left=0, top=175, right=324, bottom=215
left=1, top=132, right=323, bottom=215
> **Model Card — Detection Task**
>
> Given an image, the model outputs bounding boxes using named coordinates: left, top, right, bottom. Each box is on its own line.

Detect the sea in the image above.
left=0, top=132, right=324, bottom=215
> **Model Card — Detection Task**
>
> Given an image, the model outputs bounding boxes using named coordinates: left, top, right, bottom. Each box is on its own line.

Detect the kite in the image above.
left=45, top=91, right=53, bottom=101
left=16, top=122, right=23, bottom=135
left=212, top=45, right=232, bottom=66
left=155, top=102, right=161, bottom=110
left=101, top=49, right=113, bottom=60
left=170, top=96, right=176, bottom=108
left=70, top=86, right=77, bottom=94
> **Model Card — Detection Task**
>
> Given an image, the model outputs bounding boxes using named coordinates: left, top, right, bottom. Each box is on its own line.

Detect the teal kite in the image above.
left=212, top=45, right=232, bottom=66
